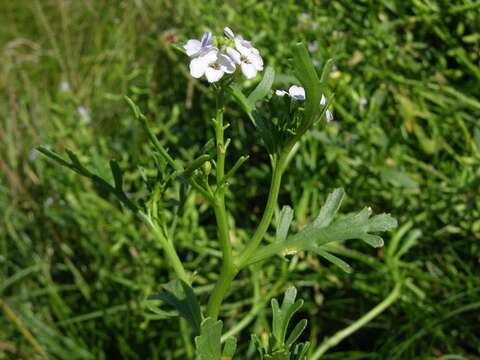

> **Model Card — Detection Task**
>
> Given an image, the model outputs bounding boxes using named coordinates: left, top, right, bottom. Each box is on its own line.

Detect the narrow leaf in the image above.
left=248, top=66, right=275, bottom=105
left=276, top=206, right=294, bottom=242
left=313, top=188, right=345, bottom=228
left=285, top=319, right=308, bottom=348
left=314, top=249, right=353, bottom=273
left=109, top=160, right=123, bottom=190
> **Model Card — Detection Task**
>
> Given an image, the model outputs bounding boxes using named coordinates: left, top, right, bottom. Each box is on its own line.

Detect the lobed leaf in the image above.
left=195, top=318, right=223, bottom=360
left=244, top=188, right=398, bottom=272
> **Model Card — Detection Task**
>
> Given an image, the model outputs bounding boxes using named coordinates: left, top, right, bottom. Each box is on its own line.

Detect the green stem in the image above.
left=206, top=89, right=235, bottom=319
left=139, top=212, right=189, bottom=283
left=236, top=153, right=287, bottom=268
left=310, top=283, right=402, bottom=359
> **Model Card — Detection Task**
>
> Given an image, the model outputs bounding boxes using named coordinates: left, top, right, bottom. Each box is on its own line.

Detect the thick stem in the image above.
left=236, top=154, right=286, bottom=268
left=310, top=283, right=402, bottom=359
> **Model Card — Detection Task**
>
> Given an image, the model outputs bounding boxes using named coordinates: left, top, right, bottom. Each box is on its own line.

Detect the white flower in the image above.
left=189, top=48, right=235, bottom=83
left=223, top=28, right=263, bottom=79
left=60, top=79, right=70, bottom=92
left=276, top=86, right=333, bottom=121
left=275, top=85, right=305, bottom=101
left=77, top=106, right=91, bottom=123
left=184, top=32, right=213, bottom=57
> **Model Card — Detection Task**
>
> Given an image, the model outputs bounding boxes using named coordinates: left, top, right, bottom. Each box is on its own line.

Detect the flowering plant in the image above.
left=38, top=27, right=397, bottom=359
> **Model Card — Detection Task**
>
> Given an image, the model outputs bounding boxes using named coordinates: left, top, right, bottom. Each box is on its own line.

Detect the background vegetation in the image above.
left=1, top=0, right=479, bottom=358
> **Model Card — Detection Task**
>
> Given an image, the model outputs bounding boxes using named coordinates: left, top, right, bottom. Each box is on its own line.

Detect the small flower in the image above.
left=325, top=109, right=334, bottom=122
left=29, top=148, right=38, bottom=162
left=359, top=97, right=368, bottom=107
left=308, top=41, right=318, bottom=53
left=224, top=29, right=263, bottom=79
left=189, top=48, right=235, bottom=83
left=77, top=106, right=91, bottom=123
left=275, top=85, right=305, bottom=101
left=184, top=32, right=213, bottom=57
left=60, top=79, right=70, bottom=92
left=276, top=86, right=333, bottom=121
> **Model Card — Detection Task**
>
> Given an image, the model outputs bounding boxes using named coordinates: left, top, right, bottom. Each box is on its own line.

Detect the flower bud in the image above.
left=202, top=161, right=212, bottom=176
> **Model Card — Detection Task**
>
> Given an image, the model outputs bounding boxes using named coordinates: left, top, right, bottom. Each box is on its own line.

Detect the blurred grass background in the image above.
left=1, top=0, right=479, bottom=359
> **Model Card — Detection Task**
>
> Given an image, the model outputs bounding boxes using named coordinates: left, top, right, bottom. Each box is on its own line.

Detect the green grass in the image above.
left=1, top=0, right=479, bottom=359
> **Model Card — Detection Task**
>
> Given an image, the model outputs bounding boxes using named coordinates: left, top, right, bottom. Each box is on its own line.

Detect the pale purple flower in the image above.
left=226, top=38, right=263, bottom=79
left=189, top=48, right=235, bottom=83
left=308, top=41, right=318, bottom=53
left=223, top=29, right=263, bottom=79
left=184, top=32, right=213, bottom=57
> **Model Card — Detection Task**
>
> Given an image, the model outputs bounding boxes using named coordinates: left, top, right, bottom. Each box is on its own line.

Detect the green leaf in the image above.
left=252, top=287, right=309, bottom=359
left=222, top=337, right=237, bottom=359
left=276, top=206, right=294, bottom=243
left=292, top=43, right=321, bottom=125
left=37, top=146, right=138, bottom=212
left=285, top=319, right=308, bottom=348
left=312, top=188, right=345, bottom=228
left=195, top=318, right=222, bottom=360
left=245, top=188, right=397, bottom=267
left=148, top=279, right=202, bottom=335
left=272, top=287, right=305, bottom=347
left=313, top=249, right=353, bottom=273
left=292, top=342, right=310, bottom=360
left=109, top=160, right=123, bottom=190
left=228, top=84, right=276, bottom=153
left=248, top=66, right=275, bottom=105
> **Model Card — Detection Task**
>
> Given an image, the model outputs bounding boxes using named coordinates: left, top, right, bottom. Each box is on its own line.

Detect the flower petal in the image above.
left=201, top=32, right=213, bottom=47
left=218, top=54, right=236, bottom=73
left=189, top=57, right=208, bottom=78
left=224, top=27, right=234, bottom=39
left=248, top=52, right=264, bottom=71
left=320, top=94, right=327, bottom=106
left=202, top=48, right=219, bottom=64
left=235, top=37, right=253, bottom=55
left=184, top=39, right=201, bottom=56
left=325, top=110, right=334, bottom=122
left=240, top=62, right=258, bottom=79
left=226, top=47, right=241, bottom=64
left=275, top=90, right=288, bottom=97
left=205, top=67, right=224, bottom=83
left=288, top=85, right=306, bottom=101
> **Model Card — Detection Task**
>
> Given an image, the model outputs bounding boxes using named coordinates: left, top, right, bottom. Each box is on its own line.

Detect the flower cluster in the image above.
left=276, top=85, right=334, bottom=122
left=184, top=27, right=264, bottom=83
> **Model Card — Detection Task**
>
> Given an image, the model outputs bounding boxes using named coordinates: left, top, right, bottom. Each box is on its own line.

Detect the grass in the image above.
left=1, top=0, right=479, bottom=358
